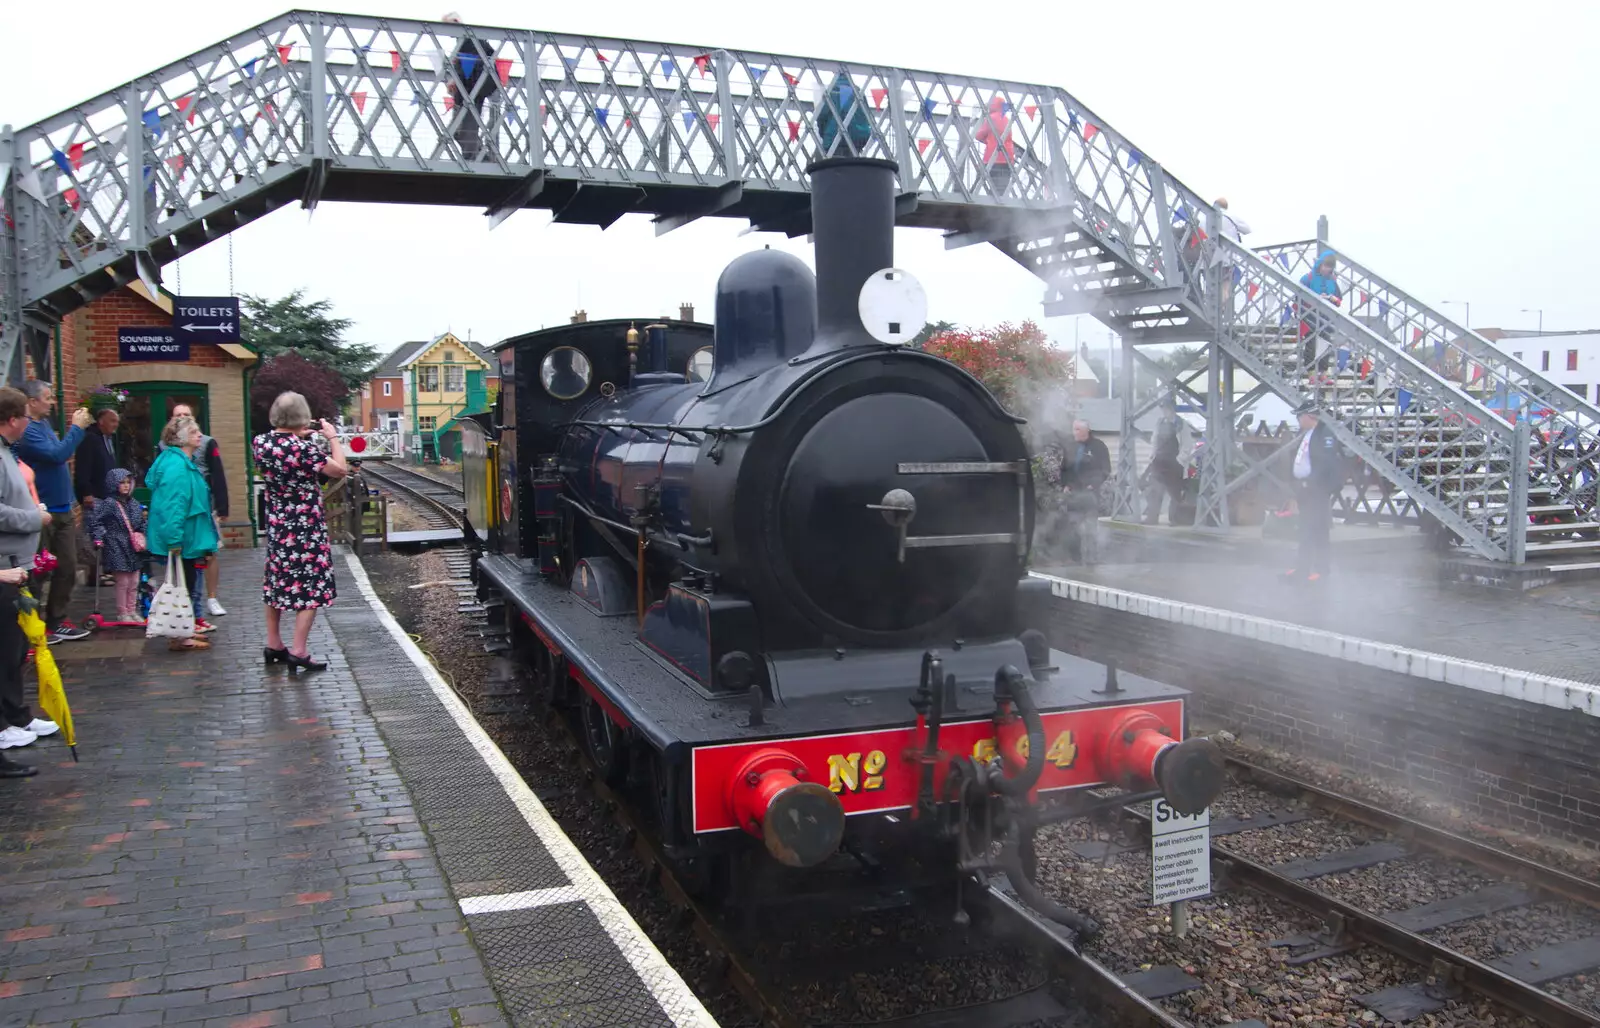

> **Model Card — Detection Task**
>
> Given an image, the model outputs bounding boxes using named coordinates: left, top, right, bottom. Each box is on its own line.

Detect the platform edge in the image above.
left=1029, top=571, right=1600, bottom=719
left=342, top=552, right=721, bottom=1028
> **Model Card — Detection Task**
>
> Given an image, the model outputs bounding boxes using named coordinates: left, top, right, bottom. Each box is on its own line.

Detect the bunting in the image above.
left=142, top=109, right=163, bottom=138
left=916, top=138, right=930, bottom=154
left=243, top=57, right=258, bottom=79
left=277, top=44, right=292, bottom=64
left=176, top=95, right=195, bottom=124
left=660, top=57, right=677, bottom=78
left=391, top=50, right=402, bottom=71
left=1358, top=290, right=1368, bottom=306
left=63, top=187, right=80, bottom=211
left=1082, top=123, right=1099, bottom=141
left=748, top=65, right=767, bottom=81
left=496, top=58, right=512, bottom=85
left=1024, top=104, right=1037, bottom=119
left=67, top=143, right=84, bottom=171
left=1337, top=347, right=1350, bottom=372
left=707, top=114, right=720, bottom=130
left=693, top=54, right=710, bottom=76
left=50, top=150, right=72, bottom=176
left=352, top=91, right=367, bottom=114
left=1126, top=150, right=1140, bottom=168
left=1276, top=253, right=1289, bottom=270
left=1397, top=388, right=1413, bottom=412
left=1231, top=267, right=1242, bottom=286
left=871, top=87, right=887, bottom=108
left=595, top=108, right=608, bottom=127
left=787, top=119, right=800, bottom=141
left=1378, top=299, right=1390, bottom=317
left=1412, top=327, right=1423, bottom=343
left=460, top=52, right=478, bottom=79
left=1246, top=282, right=1260, bottom=301
left=921, top=98, right=936, bottom=122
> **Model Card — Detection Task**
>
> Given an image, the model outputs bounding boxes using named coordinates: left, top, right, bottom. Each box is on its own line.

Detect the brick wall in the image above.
left=1048, top=598, right=1600, bottom=851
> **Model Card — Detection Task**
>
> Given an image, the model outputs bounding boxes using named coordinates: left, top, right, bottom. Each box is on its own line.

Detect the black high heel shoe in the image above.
left=285, top=652, right=327, bottom=673
left=264, top=647, right=290, bottom=665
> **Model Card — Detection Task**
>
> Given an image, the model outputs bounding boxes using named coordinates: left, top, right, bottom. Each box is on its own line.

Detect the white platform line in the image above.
left=1030, top=571, right=1600, bottom=719
left=459, top=887, right=583, bottom=915
left=344, top=553, right=720, bottom=1028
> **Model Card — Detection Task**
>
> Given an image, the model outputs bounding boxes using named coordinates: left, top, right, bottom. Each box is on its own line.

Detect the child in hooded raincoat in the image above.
left=86, top=468, right=148, bottom=622
left=1298, top=249, right=1343, bottom=383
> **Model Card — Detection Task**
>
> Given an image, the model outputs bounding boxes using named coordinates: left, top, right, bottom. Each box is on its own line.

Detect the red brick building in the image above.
left=51, top=283, right=258, bottom=547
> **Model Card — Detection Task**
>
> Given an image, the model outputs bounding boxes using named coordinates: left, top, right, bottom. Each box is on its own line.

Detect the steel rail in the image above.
left=1226, top=757, right=1600, bottom=913
left=361, top=463, right=466, bottom=529
left=972, top=877, right=1193, bottom=1028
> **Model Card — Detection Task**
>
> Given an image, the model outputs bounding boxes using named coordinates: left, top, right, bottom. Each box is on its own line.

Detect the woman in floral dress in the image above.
left=252, top=392, right=347, bottom=672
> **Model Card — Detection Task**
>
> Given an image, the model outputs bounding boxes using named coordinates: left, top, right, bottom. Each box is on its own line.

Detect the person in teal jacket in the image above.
left=145, top=415, right=219, bottom=651
left=1298, top=249, right=1343, bottom=383
left=817, top=72, right=872, bottom=156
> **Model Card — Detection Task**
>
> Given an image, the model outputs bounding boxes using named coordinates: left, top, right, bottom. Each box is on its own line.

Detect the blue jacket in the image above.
left=1300, top=249, right=1343, bottom=300
left=145, top=446, right=219, bottom=560
left=16, top=418, right=84, bottom=513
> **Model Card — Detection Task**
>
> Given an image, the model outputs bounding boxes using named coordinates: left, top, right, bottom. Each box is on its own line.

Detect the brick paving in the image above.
left=0, top=552, right=510, bottom=1028
left=1040, top=559, right=1600, bottom=684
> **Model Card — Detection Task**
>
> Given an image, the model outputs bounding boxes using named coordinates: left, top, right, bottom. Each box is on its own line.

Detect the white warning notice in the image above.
left=1151, top=798, right=1211, bottom=905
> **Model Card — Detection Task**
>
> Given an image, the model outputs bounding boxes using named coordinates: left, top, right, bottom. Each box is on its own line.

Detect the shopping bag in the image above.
left=145, top=551, right=195, bottom=640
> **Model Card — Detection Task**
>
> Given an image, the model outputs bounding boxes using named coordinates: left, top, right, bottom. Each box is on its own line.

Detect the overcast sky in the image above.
left=3, top=1, right=1596, bottom=357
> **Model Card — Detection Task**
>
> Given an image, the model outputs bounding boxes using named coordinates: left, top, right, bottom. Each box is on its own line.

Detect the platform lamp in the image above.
left=1521, top=308, right=1544, bottom=336
left=1442, top=300, right=1470, bottom=328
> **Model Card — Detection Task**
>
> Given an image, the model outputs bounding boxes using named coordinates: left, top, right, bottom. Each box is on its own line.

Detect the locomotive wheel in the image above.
left=581, top=695, right=627, bottom=787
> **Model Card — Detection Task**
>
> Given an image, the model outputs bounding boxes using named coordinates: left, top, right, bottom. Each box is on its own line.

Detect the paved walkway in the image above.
left=1039, top=559, right=1600, bottom=684
left=0, top=548, right=707, bottom=1027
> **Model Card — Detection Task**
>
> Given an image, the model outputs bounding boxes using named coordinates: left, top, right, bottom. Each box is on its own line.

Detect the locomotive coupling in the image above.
left=728, top=747, right=846, bottom=868
left=1103, top=708, right=1225, bottom=816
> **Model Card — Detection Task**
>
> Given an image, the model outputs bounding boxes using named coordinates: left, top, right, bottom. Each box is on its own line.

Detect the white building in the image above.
left=1480, top=328, right=1600, bottom=404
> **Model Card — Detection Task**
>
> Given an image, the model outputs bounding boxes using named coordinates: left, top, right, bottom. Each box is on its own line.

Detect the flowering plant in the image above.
left=80, top=387, right=129, bottom=412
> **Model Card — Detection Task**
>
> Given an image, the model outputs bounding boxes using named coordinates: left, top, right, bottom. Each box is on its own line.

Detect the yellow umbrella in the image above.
left=18, top=587, right=75, bottom=761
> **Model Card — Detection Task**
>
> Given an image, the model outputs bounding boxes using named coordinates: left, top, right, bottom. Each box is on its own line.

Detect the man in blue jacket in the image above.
left=16, top=381, right=92, bottom=641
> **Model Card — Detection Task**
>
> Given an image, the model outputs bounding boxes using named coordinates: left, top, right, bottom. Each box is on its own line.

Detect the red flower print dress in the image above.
left=252, top=431, right=337, bottom=610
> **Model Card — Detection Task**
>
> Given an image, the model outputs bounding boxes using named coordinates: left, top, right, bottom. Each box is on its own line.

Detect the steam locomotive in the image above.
left=461, top=157, right=1222, bottom=931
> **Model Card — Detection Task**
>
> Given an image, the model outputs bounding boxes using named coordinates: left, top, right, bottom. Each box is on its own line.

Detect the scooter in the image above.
left=81, top=547, right=148, bottom=633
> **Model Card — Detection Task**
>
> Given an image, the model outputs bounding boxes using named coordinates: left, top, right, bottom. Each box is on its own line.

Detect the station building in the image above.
left=357, top=331, right=498, bottom=461
left=42, top=282, right=258, bottom=547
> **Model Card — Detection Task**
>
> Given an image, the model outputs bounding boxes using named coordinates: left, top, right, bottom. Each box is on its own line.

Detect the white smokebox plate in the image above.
left=858, top=268, right=928, bottom=345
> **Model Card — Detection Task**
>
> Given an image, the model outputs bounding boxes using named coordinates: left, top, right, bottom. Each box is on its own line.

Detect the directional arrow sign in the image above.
left=172, top=296, right=242, bottom=347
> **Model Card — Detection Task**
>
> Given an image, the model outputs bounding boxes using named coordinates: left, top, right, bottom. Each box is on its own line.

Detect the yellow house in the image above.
left=364, top=332, right=498, bottom=461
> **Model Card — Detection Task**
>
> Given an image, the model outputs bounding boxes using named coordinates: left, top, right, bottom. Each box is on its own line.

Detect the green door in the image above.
left=118, top=382, right=210, bottom=504
left=466, top=369, right=487, bottom=413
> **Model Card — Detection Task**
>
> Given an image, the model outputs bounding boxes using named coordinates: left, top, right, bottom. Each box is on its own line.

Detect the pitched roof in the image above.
left=370, top=334, right=497, bottom=377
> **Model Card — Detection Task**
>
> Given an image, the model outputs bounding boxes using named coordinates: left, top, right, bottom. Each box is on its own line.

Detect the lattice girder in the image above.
left=1257, top=240, right=1600, bottom=514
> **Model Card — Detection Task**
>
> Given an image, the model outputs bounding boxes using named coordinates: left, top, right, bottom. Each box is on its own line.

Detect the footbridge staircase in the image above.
left=1, top=10, right=1584, bottom=565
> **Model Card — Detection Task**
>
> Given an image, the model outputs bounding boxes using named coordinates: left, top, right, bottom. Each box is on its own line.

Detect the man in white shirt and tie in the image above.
left=1285, top=400, right=1342, bottom=584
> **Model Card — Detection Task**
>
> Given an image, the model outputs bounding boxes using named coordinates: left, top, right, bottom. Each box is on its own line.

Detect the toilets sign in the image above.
left=118, top=328, right=188, bottom=362
left=171, top=296, right=241, bottom=346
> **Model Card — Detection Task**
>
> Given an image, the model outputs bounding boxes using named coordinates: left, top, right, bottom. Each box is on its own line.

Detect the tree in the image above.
left=240, top=289, right=379, bottom=392
left=911, top=320, right=956, bottom=349
left=922, top=320, right=1074, bottom=413
left=250, top=353, right=349, bottom=433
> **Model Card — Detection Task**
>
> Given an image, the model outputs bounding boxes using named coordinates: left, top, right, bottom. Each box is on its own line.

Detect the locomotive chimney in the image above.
left=806, top=156, right=898, bottom=352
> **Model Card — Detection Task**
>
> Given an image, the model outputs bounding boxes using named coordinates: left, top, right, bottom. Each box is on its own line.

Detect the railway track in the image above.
left=358, top=461, right=466, bottom=529
left=1057, top=757, right=1600, bottom=1027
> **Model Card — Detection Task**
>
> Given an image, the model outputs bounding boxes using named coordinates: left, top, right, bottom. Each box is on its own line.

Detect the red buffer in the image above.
left=728, top=747, right=846, bottom=868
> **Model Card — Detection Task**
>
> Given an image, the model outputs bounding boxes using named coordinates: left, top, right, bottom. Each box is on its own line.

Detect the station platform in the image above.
left=1033, top=553, right=1600, bottom=852
left=1040, top=557, right=1600, bottom=686
left=0, top=548, right=714, bottom=1028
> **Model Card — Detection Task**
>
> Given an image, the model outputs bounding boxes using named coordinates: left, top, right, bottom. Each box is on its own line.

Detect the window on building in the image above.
left=1566, top=384, right=1588, bottom=400
left=1568, top=349, right=1580, bottom=371
left=418, top=416, right=437, bottom=432
left=1542, top=351, right=1550, bottom=372
left=444, top=365, right=465, bottom=392
left=382, top=381, right=392, bottom=397
left=419, top=366, right=440, bottom=391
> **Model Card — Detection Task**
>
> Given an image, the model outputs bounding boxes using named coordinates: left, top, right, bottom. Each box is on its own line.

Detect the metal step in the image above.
left=1524, top=538, right=1600, bottom=553
left=1525, top=521, right=1600, bottom=534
